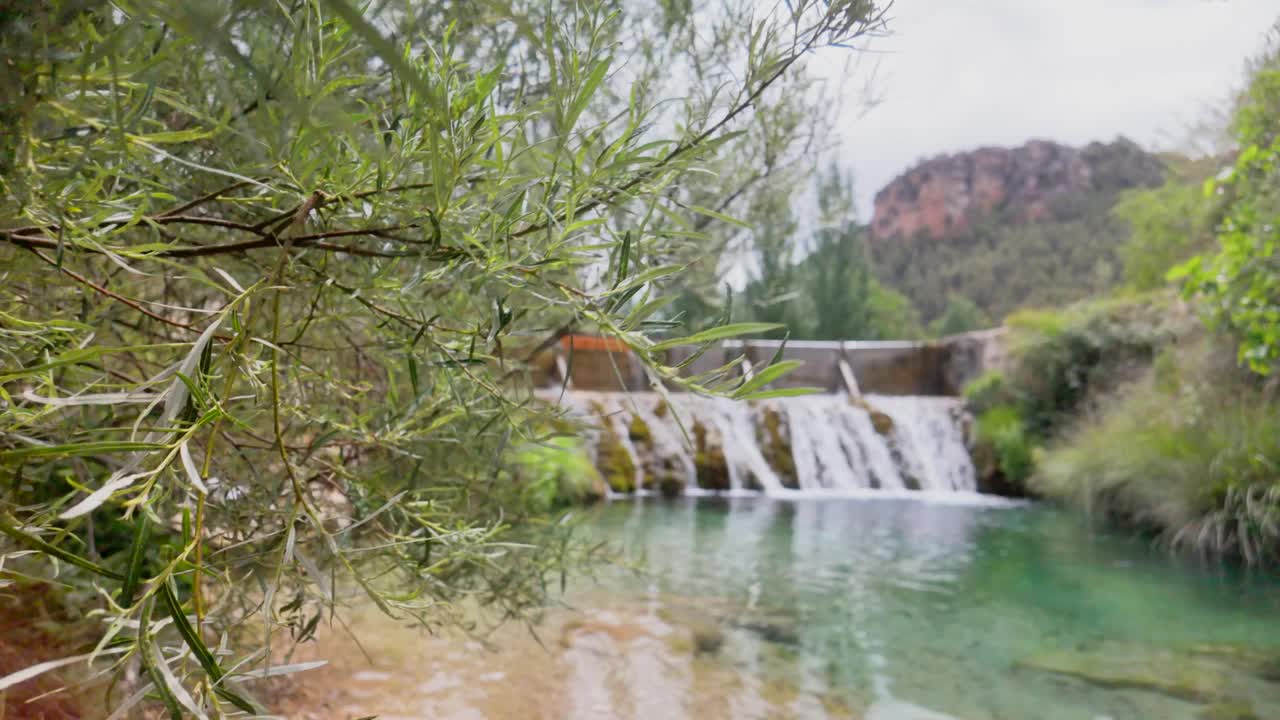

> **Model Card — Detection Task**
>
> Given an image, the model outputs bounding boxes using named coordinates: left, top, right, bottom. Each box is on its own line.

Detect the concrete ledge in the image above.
left=531, top=330, right=1006, bottom=396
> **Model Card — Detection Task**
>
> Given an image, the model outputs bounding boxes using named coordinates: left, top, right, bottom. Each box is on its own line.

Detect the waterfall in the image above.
left=549, top=391, right=978, bottom=497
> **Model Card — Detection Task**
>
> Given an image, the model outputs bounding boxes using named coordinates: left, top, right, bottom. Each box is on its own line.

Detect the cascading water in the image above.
left=549, top=391, right=978, bottom=497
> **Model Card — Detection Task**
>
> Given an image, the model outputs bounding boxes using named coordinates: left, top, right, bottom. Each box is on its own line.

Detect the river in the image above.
left=281, top=495, right=1280, bottom=719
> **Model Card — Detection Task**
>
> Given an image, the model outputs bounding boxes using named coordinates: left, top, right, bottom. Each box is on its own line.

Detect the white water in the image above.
left=551, top=391, right=979, bottom=497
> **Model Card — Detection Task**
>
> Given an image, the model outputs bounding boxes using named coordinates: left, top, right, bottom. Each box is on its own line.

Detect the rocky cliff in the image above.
left=870, top=138, right=1164, bottom=241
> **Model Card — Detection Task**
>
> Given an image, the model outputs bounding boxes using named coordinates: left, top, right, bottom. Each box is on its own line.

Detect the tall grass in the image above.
left=1035, top=344, right=1280, bottom=564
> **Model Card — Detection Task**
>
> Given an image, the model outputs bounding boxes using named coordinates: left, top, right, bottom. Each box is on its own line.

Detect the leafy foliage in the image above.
left=928, top=293, right=991, bottom=338
left=975, top=405, right=1033, bottom=486
left=1113, top=163, right=1219, bottom=291
left=512, top=436, right=605, bottom=510
left=0, top=0, right=887, bottom=712
left=1175, top=25, right=1280, bottom=374
left=961, top=293, right=1185, bottom=492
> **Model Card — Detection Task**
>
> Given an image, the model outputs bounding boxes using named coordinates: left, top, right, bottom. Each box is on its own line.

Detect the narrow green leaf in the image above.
left=605, top=264, right=682, bottom=296
left=565, top=57, right=611, bottom=131
left=649, top=322, right=783, bottom=352
left=732, top=360, right=802, bottom=399
left=121, top=512, right=151, bottom=607
left=735, top=387, right=821, bottom=401
left=140, top=600, right=184, bottom=720
left=687, top=204, right=750, bottom=230
left=0, top=515, right=124, bottom=581
left=613, top=230, right=631, bottom=288
left=320, top=0, right=432, bottom=100
left=622, top=294, right=674, bottom=330
left=0, top=440, right=168, bottom=462
left=159, top=582, right=258, bottom=714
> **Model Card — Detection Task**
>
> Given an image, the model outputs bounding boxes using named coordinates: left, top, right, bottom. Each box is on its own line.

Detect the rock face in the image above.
left=871, top=138, right=1164, bottom=241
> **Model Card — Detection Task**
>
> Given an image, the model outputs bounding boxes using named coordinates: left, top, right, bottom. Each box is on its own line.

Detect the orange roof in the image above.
left=560, top=334, right=631, bottom=352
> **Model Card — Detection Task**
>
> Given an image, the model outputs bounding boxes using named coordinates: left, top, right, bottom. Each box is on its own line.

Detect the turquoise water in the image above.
left=574, top=496, right=1280, bottom=719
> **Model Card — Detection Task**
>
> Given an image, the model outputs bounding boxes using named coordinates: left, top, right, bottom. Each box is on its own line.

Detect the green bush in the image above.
left=512, top=437, right=607, bottom=511
left=1113, top=175, right=1215, bottom=291
left=962, top=370, right=1008, bottom=415
left=965, top=293, right=1189, bottom=494
left=929, top=293, right=992, bottom=337
left=1003, top=292, right=1182, bottom=438
left=976, top=406, right=1034, bottom=486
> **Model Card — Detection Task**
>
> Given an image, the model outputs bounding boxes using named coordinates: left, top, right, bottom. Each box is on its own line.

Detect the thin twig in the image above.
left=25, top=247, right=222, bottom=338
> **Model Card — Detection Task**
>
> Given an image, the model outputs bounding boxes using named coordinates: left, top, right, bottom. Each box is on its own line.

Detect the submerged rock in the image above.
left=1188, top=644, right=1280, bottom=682
left=657, top=605, right=725, bottom=655
left=731, top=613, right=801, bottom=646
left=1017, top=643, right=1234, bottom=702
left=1198, top=701, right=1261, bottom=720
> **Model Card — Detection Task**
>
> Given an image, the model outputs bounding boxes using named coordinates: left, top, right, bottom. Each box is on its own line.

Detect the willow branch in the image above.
left=25, top=247, right=218, bottom=338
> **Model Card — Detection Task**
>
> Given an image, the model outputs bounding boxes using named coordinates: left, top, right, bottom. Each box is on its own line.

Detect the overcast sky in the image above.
left=808, top=1, right=1278, bottom=217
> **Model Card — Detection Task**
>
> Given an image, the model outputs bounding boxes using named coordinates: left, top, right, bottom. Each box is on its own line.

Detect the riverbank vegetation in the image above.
left=970, top=25, right=1280, bottom=564
left=0, top=0, right=886, bottom=713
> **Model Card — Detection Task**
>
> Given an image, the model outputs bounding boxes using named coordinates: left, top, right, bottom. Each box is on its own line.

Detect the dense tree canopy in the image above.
left=0, top=0, right=885, bottom=713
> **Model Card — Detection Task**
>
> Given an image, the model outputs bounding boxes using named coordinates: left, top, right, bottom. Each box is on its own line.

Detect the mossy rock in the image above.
left=657, top=605, right=724, bottom=655
left=757, top=406, right=798, bottom=489
left=623, top=412, right=686, bottom=495
left=852, top=396, right=894, bottom=435
left=691, top=421, right=731, bottom=491
left=652, top=398, right=668, bottom=418
left=695, top=448, right=731, bottom=491
left=594, top=419, right=636, bottom=494
left=732, top=614, right=800, bottom=645
left=628, top=414, right=652, bottom=448
left=655, top=468, right=686, bottom=498
left=1017, top=643, right=1234, bottom=702
left=512, top=437, right=606, bottom=508
left=1198, top=702, right=1260, bottom=720
left=868, top=409, right=894, bottom=435
left=1189, top=644, right=1280, bottom=682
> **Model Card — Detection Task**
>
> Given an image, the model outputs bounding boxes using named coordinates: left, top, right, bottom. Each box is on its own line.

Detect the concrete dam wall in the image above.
left=533, top=329, right=1006, bottom=397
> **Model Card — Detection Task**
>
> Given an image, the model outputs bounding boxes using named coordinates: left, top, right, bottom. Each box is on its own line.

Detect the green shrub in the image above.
left=976, top=406, right=1034, bottom=486
left=512, top=437, right=607, bottom=511
left=963, top=370, right=1008, bottom=415
left=1003, top=291, right=1182, bottom=438
left=968, top=292, right=1193, bottom=495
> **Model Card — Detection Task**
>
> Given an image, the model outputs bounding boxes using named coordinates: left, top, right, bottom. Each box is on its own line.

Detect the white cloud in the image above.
left=806, top=0, right=1277, bottom=216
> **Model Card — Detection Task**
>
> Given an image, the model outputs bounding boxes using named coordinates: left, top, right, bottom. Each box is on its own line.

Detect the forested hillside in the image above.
left=866, top=138, right=1168, bottom=325
left=731, top=138, right=1180, bottom=338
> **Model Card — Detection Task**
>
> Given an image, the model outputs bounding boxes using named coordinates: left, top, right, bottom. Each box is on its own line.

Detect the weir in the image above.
left=533, top=329, right=1004, bottom=395
left=535, top=330, right=1006, bottom=497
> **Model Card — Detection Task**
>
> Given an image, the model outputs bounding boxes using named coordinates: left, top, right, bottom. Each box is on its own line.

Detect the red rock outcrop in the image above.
left=870, top=138, right=1163, bottom=241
